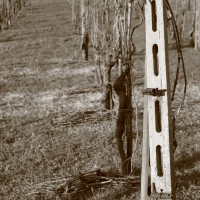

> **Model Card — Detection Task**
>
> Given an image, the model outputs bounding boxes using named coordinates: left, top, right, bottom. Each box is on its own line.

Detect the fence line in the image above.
left=0, top=0, right=25, bottom=31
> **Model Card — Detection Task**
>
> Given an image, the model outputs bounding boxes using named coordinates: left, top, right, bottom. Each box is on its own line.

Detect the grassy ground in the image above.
left=0, top=0, right=199, bottom=199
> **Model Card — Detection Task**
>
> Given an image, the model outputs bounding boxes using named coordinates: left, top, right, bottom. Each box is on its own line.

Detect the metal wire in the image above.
left=166, top=0, right=187, bottom=115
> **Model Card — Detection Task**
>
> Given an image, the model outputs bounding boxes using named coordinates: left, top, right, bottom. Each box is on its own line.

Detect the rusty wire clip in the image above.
left=142, top=88, right=167, bottom=97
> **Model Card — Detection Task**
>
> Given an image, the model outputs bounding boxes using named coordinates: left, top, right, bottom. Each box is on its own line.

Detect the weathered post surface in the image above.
left=141, top=0, right=176, bottom=199
left=81, top=0, right=89, bottom=60
left=103, top=53, right=114, bottom=110
left=195, top=0, right=200, bottom=49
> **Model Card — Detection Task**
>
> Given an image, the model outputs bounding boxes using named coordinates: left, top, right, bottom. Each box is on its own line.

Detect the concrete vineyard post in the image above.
left=141, top=0, right=176, bottom=199
left=195, top=0, right=200, bottom=49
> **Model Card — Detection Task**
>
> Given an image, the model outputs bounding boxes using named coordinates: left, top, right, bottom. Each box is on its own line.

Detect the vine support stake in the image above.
left=195, top=0, right=200, bottom=49
left=126, top=0, right=133, bottom=175
left=141, top=0, right=176, bottom=199
left=81, top=0, right=89, bottom=60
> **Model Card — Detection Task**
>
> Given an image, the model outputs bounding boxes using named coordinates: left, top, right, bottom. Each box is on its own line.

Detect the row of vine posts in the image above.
left=0, top=0, right=25, bottom=31
left=169, top=0, right=200, bottom=48
left=69, top=0, right=199, bottom=175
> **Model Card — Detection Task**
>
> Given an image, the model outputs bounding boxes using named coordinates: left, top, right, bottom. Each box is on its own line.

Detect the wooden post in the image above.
left=182, top=0, right=186, bottom=39
left=118, top=58, right=122, bottom=76
left=81, top=0, right=89, bottom=60
left=104, top=53, right=114, bottom=110
left=72, top=0, right=75, bottom=25
left=195, top=0, right=200, bottom=49
left=141, top=0, right=176, bottom=199
left=81, top=0, right=85, bottom=44
left=125, top=0, right=133, bottom=175
left=175, top=0, right=178, bottom=21
left=115, top=1, right=122, bottom=76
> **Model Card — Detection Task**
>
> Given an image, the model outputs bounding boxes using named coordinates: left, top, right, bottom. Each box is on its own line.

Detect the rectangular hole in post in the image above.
left=152, top=44, right=159, bottom=76
left=156, top=145, right=163, bottom=177
left=147, top=176, right=151, bottom=196
left=155, top=100, right=162, bottom=132
left=151, top=0, right=157, bottom=32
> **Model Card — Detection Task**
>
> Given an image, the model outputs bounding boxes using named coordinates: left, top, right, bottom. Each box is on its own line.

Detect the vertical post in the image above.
left=81, top=0, right=89, bottom=60
left=126, top=0, right=133, bottom=174
left=141, top=0, right=176, bottom=199
left=115, top=1, right=122, bottom=76
left=105, top=53, right=114, bottom=110
left=175, top=0, right=178, bottom=21
left=195, top=0, right=200, bottom=49
left=182, top=0, right=186, bottom=39
left=72, top=0, right=75, bottom=26
left=81, top=0, right=85, bottom=50
left=141, top=57, right=151, bottom=200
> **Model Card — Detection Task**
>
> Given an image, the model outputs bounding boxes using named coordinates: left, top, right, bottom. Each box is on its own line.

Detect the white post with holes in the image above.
left=195, top=0, right=200, bottom=49
left=141, top=0, right=176, bottom=199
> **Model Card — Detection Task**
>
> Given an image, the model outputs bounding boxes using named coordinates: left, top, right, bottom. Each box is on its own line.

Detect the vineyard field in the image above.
left=0, top=0, right=199, bottom=199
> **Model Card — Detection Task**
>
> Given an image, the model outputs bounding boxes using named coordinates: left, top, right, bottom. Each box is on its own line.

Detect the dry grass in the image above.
left=0, top=0, right=199, bottom=199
